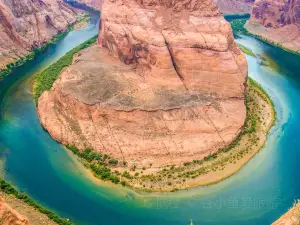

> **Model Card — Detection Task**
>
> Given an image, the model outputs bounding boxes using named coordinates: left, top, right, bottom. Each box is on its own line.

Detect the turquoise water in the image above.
left=1, top=11, right=300, bottom=225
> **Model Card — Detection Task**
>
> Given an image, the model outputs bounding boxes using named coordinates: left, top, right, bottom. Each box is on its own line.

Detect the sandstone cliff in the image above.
left=213, top=0, right=255, bottom=15
left=272, top=202, right=300, bottom=225
left=0, top=197, right=30, bottom=225
left=38, top=0, right=247, bottom=169
left=246, top=0, right=300, bottom=52
left=75, top=0, right=103, bottom=9
left=0, top=0, right=80, bottom=70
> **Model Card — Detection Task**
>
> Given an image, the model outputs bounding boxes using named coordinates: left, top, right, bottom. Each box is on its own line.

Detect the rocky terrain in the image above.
left=272, top=201, right=300, bottom=225
left=75, top=0, right=103, bottom=9
left=0, top=197, right=30, bottom=225
left=0, top=0, right=80, bottom=70
left=38, top=0, right=247, bottom=172
left=246, top=0, right=300, bottom=53
left=213, top=0, right=255, bottom=15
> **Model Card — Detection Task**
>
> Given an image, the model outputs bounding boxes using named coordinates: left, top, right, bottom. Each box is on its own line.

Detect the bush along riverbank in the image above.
left=0, top=14, right=90, bottom=81
left=0, top=179, right=73, bottom=225
left=33, top=36, right=97, bottom=104
left=230, top=19, right=300, bottom=56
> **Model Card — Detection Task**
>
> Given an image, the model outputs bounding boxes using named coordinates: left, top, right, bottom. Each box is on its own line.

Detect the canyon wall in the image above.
left=38, top=0, right=248, bottom=169
left=246, top=0, right=300, bottom=52
left=0, top=197, right=30, bottom=225
left=213, top=0, right=255, bottom=15
left=272, top=202, right=300, bottom=225
left=75, top=0, right=103, bottom=9
left=0, top=0, right=80, bottom=70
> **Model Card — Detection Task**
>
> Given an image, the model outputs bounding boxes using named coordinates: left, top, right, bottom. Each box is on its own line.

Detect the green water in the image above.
left=1, top=10, right=300, bottom=225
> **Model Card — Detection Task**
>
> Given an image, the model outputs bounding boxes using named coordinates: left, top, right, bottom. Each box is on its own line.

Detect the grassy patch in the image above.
left=33, top=36, right=97, bottom=104
left=237, top=43, right=256, bottom=57
left=0, top=179, right=73, bottom=225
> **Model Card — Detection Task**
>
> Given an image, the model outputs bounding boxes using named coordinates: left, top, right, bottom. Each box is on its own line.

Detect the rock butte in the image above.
left=0, top=197, right=30, bottom=225
left=0, top=0, right=79, bottom=70
left=246, top=0, right=300, bottom=53
left=38, top=0, right=248, bottom=169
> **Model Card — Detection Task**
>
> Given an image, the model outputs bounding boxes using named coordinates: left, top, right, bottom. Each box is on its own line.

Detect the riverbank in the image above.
left=0, top=13, right=89, bottom=81
left=230, top=19, right=300, bottom=56
left=33, top=36, right=97, bottom=104
left=273, top=201, right=300, bottom=225
left=0, top=179, right=72, bottom=225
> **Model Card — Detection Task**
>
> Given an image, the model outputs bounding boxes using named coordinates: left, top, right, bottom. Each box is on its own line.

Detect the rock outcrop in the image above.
left=38, top=0, right=247, bottom=169
left=213, top=0, right=255, bottom=15
left=0, top=0, right=80, bottom=70
left=75, top=0, right=103, bottom=9
left=246, top=0, right=300, bottom=52
left=272, top=202, right=300, bottom=225
left=0, top=197, right=30, bottom=225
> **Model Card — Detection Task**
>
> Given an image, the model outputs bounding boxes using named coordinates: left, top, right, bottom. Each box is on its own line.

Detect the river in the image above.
left=0, top=9, right=300, bottom=225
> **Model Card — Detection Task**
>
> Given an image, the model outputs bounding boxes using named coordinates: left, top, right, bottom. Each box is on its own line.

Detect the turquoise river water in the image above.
left=0, top=10, right=300, bottom=225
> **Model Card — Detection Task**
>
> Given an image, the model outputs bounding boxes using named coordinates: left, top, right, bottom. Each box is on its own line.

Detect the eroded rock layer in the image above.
left=0, top=0, right=79, bottom=70
left=0, top=197, right=30, bottom=225
left=38, top=0, right=247, bottom=168
left=213, top=0, right=255, bottom=15
left=246, top=0, right=300, bottom=52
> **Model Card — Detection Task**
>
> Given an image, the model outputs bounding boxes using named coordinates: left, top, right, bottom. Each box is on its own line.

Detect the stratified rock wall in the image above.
left=38, top=0, right=247, bottom=169
left=272, top=202, right=300, bottom=225
left=0, top=0, right=79, bottom=70
left=246, top=0, right=300, bottom=52
left=213, top=0, right=255, bottom=15
left=0, top=197, right=30, bottom=225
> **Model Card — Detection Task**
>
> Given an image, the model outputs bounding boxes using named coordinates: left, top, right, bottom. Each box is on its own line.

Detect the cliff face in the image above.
left=272, top=202, right=300, bottom=225
left=0, top=0, right=79, bottom=70
left=0, top=197, right=30, bottom=225
left=246, top=0, right=300, bottom=52
left=38, top=0, right=247, bottom=169
left=75, top=0, right=103, bottom=9
left=213, top=0, right=255, bottom=15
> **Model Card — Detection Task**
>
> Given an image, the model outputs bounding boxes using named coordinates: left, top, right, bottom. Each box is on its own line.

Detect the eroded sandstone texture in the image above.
left=0, top=0, right=79, bottom=70
left=246, top=0, right=300, bottom=52
left=38, top=0, right=247, bottom=168
left=213, top=0, right=255, bottom=15
left=0, top=197, right=30, bottom=225
left=272, top=202, right=300, bottom=225
left=75, top=0, right=104, bottom=9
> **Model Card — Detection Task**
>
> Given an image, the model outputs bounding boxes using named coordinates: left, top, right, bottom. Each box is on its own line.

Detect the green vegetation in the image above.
left=230, top=19, right=300, bottom=56
left=0, top=14, right=91, bottom=80
left=33, top=36, right=97, bottom=103
left=237, top=43, right=256, bottom=57
left=66, top=145, right=125, bottom=185
left=0, top=179, right=73, bottom=225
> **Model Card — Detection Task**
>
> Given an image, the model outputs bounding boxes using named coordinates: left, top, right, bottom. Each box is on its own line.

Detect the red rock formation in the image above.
left=246, top=0, right=300, bottom=52
left=38, top=0, right=247, bottom=169
left=0, top=197, right=30, bottom=225
left=213, top=0, right=255, bottom=15
left=0, top=0, right=80, bottom=70
left=272, top=202, right=300, bottom=225
left=75, top=0, right=103, bottom=9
